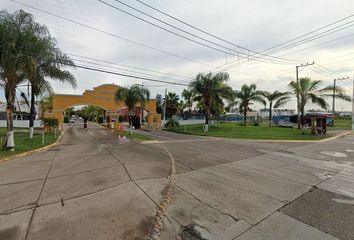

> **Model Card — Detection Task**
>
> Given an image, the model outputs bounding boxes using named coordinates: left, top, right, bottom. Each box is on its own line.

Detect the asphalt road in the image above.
left=0, top=123, right=353, bottom=240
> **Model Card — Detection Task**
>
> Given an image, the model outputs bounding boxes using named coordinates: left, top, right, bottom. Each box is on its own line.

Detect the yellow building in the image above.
left=44, top=84, right=161, bottom=127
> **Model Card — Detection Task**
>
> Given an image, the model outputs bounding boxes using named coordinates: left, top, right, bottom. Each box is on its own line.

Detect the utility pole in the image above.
left=352, top=75, right=354, bottom=130
left=163, top=89, right=167, bottom=127
left=332, top=77, right=349, bottom=126
left=296, top=62, right=315, bottom=129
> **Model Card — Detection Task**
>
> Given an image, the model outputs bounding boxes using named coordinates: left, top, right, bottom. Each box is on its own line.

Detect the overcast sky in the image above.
left=1, top=0, right=354, bottom=111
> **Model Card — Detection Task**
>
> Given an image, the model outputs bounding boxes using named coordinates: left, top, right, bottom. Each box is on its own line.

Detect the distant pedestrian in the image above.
left=84, top=117, right=88, bottom=130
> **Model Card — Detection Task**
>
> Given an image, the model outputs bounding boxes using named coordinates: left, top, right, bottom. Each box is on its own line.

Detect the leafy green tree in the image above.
left=261, top=91, right=290, bottom=127
left=39, top=94, right=53, bottom=119
left=235, top=84, right=265, bottom=126
left=190, top=72, right=233, bottom=132
left=289, top=77, right=351, bottom=127
left=0, top=10, right=36, bottom=150
left=115, top=85, right=150, bottom=126
left=164, top=92, right=180, bottom=119
left=181, top=89, right=194, bottom=118
left=23, top=19, right=76, bottom=139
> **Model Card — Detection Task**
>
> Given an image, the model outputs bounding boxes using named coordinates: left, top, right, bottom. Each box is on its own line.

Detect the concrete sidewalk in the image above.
left=0, top=124, right=353, bottom=239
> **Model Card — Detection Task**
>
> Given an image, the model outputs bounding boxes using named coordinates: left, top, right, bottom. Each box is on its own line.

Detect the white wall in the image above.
left=0, top=120, right=42, bottom=128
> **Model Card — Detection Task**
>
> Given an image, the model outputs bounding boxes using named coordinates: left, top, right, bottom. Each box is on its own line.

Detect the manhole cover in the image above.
left=178, top=224, right=211, bottom=240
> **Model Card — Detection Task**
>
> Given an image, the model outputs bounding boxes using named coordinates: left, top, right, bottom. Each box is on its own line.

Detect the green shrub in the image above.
left=164, top=118, right=180, bottom=128
left=63, top=116, right=69, bottom=123
left=42, top=118, right=59, bottom=133
left=98, top=116, right=104, bottom=123
left=118, top=115, right=123, bottom=123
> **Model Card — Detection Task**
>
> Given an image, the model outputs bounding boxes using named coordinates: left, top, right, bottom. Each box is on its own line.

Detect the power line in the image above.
left=215, top=15, right=354, bottom=71
left=99, top=0, right=299, bottom=65
left=9, top=0, right=213, bottom=67
left=129, top=0, right=301, bottom=63
left=70, top=58, right=189, bottom=83
left=66, top=52, right=191, bottom=80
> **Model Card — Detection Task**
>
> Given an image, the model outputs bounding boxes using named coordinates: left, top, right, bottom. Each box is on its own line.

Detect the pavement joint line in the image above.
left=0, top=127, right=65, bottom=163
left=176, top=184, right=242, bottom=224
left=54, top=152, right=113, bottom=161
left=0, top=178, right=45, bottom=187
left=138, top=142, right=193, bottom=171
left=46, top=163, right=122, bottom=180
left=105, top=147, right=133, bottom=182
left=35, top=179, right=133, bottom=208
left=24, top=151, right=57, bottom=240
left=0, top=202, right=36, bottom=216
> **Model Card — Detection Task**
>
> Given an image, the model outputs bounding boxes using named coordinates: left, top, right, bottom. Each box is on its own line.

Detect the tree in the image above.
left=23, top=21, right=76, bottom=139
left=190, top=72, right=233, bottom=132
left=235, top=84, right=265, bottom=126
left=156, top=93, right=163, bottom=114
left=261, top=91, right=290, bottom=127
left=181, top=89, right=194, bottom=118
left=39, top=94, right=53, bottom=119
left=115, top=85, right=150, bottom=127
left=289, top=77, right=351, bottom=127
left=0, top=10, right=36, bottom=150
left=164, top=92, right=179, bottom=119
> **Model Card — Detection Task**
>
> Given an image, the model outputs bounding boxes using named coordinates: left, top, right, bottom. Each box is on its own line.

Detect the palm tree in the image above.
left=115, top=85, right=150, bottom=127
left=0, top=10, right=36, bottom=150
left=23, top=23, right=76, bottom=139
left=181, top=89, right=194, bottom=119
left=289, top=77, right=350, bottom=127
left=261, top=91, right=290, bottom=127
left=235, top=84, right=265, bottom=126
left=164, top=92, right=180, bottom=119
left=190, top=72, right=233, bottom=132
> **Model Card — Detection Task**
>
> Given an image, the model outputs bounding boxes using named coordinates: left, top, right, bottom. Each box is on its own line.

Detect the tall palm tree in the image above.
left=0, top=10, right=35, bottom=150
left=261, top=91, right=290, bottom=127
left=235, top=84, right=265, bottom=126
left=181, top=89, right=193, bottom=118
left=190, top=72, right=233, bottom=132
left=23, top=22, right=76, bottom=139
left=289, top=77, right=350, bottom=127
left=115, top=84, right=150, bottom=127
left=164, top=92, right=180, bottom=119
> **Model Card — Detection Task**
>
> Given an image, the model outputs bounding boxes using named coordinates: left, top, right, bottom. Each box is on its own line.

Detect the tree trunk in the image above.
left=204, top=106, right=209, bottom=133
left=29, top=91, right=35, bottom=139
left=5, top=87, right=16, bottom=151
left=243, top=108, right=247, bottom=126
left=269, top=102, right=272, bottom=127
left=301, top=107, right=305, bottom=128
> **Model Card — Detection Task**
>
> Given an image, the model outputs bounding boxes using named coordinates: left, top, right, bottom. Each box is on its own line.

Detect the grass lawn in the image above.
left=0, top=128, right=58, bottom=159
left=123, top=131, right=154, bottom=141
left=166, top=122, right=332, bottom=140
left=328, top=118, right=352, bottom=130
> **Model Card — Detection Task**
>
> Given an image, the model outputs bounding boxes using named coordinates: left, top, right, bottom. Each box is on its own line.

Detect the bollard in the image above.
left=42, top=131, right=44, bottom=145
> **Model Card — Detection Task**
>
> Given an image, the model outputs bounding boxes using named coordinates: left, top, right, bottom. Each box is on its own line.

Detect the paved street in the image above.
left=0, top=123, right=353, bottom=240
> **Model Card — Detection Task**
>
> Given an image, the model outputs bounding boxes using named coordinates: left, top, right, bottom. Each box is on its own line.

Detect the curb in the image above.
left=208, top=131, right=353, bottom=143
left=0, top=128, right=65, bottom=163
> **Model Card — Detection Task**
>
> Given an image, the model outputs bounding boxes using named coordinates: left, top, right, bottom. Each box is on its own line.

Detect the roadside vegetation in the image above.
left=0, top=127, right=57, bottom=159
left=0, top=10, right=75, bottom=151
left=166, top=122, right=330, bottom=140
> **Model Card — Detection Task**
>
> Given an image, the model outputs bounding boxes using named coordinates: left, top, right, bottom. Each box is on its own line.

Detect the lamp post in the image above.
left=332, top=77, right=349, bottom=126
left=296, top=62, right=315, bottom=129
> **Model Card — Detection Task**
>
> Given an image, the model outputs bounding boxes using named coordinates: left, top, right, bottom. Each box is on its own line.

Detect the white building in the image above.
left=259, top=108, right=295, bottom=119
